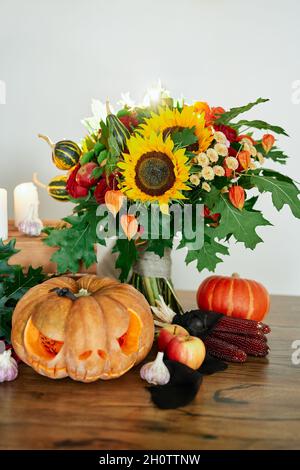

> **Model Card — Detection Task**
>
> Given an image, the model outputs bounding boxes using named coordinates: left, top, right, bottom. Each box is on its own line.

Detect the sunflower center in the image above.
left=163, top=126, right=199, bottom=152
left=135, top=151, right=176, bottom=196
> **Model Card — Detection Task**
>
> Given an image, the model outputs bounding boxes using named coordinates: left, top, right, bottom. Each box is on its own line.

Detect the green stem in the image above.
left=143, top=276, right=156, bottom=306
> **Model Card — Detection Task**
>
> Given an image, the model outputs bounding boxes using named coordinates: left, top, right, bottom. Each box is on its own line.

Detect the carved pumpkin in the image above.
left=197, top=273, right=270, bottom=322
left=12, top=275, right=154, bottom=382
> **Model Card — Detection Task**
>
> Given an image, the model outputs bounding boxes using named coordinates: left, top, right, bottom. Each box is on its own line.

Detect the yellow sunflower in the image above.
left=139, top=106, right=213, bottom=153
left=118, top=132, right=190, bottom=212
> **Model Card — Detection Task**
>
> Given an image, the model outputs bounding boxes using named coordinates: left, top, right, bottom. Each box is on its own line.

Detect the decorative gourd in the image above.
left=106, top=101, right=130, bottom=150
left=48, top=175, right=69, bottom=201
left=38, top=134, right=81, bottom=170
left=197, top=273, right=270, bottom=322
left=12, top=276, right=154, bottom=382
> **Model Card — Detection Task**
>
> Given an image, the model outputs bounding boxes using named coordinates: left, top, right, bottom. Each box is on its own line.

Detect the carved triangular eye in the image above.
left=117, top=308, right=142, bottom=355
left=24, top=318, right=64, bottom=359
left=40, top=333, right=64, bottom=358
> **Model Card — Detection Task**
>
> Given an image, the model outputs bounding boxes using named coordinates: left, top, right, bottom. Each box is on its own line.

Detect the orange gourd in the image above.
left=197, top=274, right=270, bottom=322
left=12, top=275, right=154, bottom=382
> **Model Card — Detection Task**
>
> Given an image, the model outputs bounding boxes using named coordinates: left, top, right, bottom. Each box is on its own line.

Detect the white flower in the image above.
left=118, top=92, right=135, bottom=109
left=190, top=174, right=200, bottom=186
left=249, top=161, right=257, bottom=170
left=202, top=182, right=211, bottom=192
left=201, top=166, right=215, bottom=181
left=225, top=156, right=239, bottom=170
left=214, top=143, right=228, bottom=156
left=197, top=153, right=210, bottom=167
left=214, top=131, right=227, bottom=144
left=141, top=79, right=170, bottom=107
left=213, top=165, right=225, bottom=177
left=207, top=148, right=219, bottom=163
left=81, top=99, right=110, bottom=133
left=257, top=152, right=265, bottom=165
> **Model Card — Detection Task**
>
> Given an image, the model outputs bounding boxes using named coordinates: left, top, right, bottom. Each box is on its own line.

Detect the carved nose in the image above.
left=79, top=350, right=92, bottom=360
left=78, top=350, right=107, bottom=360
left=97, top=349, right=107, bottom=359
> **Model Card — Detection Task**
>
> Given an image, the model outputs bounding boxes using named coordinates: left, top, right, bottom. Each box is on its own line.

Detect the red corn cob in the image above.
left=214, top=315, right=271, bottom=336
left=260, top=323, right=271, bottom=334
left=211, top=331, right=269, bottom=357
left=203, top=335, right=247, bottom=363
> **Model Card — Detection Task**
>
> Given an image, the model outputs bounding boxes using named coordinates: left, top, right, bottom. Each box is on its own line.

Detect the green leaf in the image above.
left=201, top=186, right=221, bottom=209
left=99, top=120, right=109, bottom=147
left=265, top=148, right=288, bottom=164
left=0, top=306, right=14, bottom=342
left=0, top=239, right=19, bottom=275
left=215, top=98, right=269, bottom=125
left=232, top=119, right=288, bottom=136
left=213, top=195, right=271, bottom=249
left=44, top=207, right=100, bottom=273
left=172, top=127, right=198, bottom=149
left=250, top=173, right=300, bottom=218
left=0, top=266, right=45, bottom=308
left=0, top=239, right=47, bottom=343
left=108, top=134, right=121, bottom=158
left=0, top=238, right=19, bottom=261
left=91, top=166, right=104, bottom=179
left=184, top=230, right=229, bottom=272
left=94, top=141, right=106, bottom=155
left=146, top=239, right=173, bottom=258
left=259, top=168, right=293, bottom=183
left=112, top=239, right=138, bottom=282
left=244, top=195, right=259, bottom=211
left=256, top=143, right=288, bottom=164
left=97, top=149, right=109, bottom=165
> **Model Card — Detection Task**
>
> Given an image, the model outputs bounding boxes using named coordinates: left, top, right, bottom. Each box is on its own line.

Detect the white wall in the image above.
left=1, top=0, right=300, bottom=295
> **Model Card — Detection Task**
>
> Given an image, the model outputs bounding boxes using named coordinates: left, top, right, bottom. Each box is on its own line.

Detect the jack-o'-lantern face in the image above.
left=12, top=276, right=154, bottom=382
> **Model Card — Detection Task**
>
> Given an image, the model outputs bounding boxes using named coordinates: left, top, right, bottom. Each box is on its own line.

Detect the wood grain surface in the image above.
left=1, top=292, right=299, bottom=450
left=8, top=220, right=96, bottom=274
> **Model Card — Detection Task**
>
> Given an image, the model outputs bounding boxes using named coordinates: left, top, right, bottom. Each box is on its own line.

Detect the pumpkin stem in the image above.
left=32, top=172, right=47, bottom=189
left=231, top=273, right=240, bottom=278
left=50, top=287, right=78, bottom=301
left=38, top=133, right=54, bottom=149
left=75, top=288, right=90, bottom=298
left=106, top=99, right=112, bottom=115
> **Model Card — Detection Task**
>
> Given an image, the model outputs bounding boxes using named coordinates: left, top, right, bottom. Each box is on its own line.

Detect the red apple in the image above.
left=76, top=162, right=100, bottom=188
left=166, top=335, right=206, bottom=370
left=157, top=324, right=189, bottom=352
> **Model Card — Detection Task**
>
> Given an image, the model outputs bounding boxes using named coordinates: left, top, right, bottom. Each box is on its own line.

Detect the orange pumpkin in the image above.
left=12, top=275, right=154, bottom=382
left=197, top=273, right=270, bottom=321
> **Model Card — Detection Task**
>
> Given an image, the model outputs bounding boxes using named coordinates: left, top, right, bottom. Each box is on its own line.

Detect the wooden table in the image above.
left=1, top=293, right=299, bottom=450
left=8, top=220, right=96, bottom=274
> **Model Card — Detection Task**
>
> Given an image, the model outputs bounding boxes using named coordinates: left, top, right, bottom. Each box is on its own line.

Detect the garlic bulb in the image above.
left=18, top=202, right=43, bottom=236
left=140, top=352, right=170, bottom=385
left=0, top=349, right=18, bottom=383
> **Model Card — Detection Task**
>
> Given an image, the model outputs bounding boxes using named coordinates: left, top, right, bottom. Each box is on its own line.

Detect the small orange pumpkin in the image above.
left=12, top=275, right=154, bottom=382
left=197, top=273, right=270, bottom=321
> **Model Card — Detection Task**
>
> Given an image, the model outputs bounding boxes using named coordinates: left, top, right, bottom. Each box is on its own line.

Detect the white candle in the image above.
left=14, top=183, right=39, bottom=228
left=0, top=188, right=8, bottom=241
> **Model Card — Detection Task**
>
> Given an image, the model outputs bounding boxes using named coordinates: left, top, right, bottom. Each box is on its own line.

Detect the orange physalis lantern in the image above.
left=262, top=134, right=275, bottom=154
left=229, top=186, right=245, bottom=210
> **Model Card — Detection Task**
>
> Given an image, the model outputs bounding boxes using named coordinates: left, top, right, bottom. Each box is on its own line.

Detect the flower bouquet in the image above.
left=40, top=85, right=300, bottom=312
